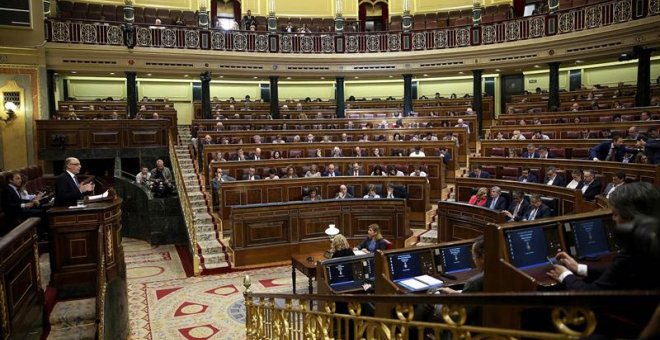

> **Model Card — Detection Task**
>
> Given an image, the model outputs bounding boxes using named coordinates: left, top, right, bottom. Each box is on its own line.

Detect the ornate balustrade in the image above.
left=243, top=290, right=660, bottom=339
left=45, top=0, right=655, bottom=53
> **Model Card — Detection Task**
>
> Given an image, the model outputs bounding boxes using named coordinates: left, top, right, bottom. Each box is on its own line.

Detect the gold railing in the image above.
left=169, top=133, right=201, bottom=276
left=243, top=279, right=659, bottom=339
left=96, top=225, right=107, bottom=339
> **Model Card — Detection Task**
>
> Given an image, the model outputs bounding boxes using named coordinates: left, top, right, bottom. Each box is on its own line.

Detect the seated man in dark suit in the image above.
left=242, top=167, right=261, bottom=180
left=438, top=147, right=452, bottom=165
left=322, top=163, right=341, bottom=177
left=334, top=184, right=354, bottom=199
left=544, top=167, right=565, bottom=186
left=467, top=164, right=490, bottom=178
left=521, top=144, right=539, bottom=159
left=537, top=146, right=551, bottom=159
left=638, top=135, right=660, bottom=164
left=485, top=186, right=507, bottom=211
left=522, top=193, right=552, bottom=221
left=577, top=169, right=602, bottom=201
left=54, top=157, right=94, bottom=207
left=517, top=168, right=538, bottom=183
left=503, top=190, right=529, bottom=222
left=2, top=172, right=45, bottom=232
left=589, top=134, right=627, bottom=161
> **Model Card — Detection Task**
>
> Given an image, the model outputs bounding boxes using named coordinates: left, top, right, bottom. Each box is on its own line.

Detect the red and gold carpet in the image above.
left=126, top=238, right=306, bottom=340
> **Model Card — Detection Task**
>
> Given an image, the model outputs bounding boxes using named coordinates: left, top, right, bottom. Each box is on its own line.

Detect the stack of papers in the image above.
left=395, top=275, right=443, bottom=292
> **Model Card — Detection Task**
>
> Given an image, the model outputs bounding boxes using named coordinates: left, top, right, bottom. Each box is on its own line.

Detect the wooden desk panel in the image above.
left=47, top=198, right=123, bottom=295
left=488, top=121, right=658, bottom=140
left=36, top=120, right=170, bottom=150
left=468, top=156, right=660, bottom=185
left=229, top=199, right=408, bottom=267
left=193, top=116, right=477, bottom=132
left=0, top=219, right=43, bottom=340
left=219, top=177, right=428, bottom=231
left=496, top=106, right=660, bottom=124
left=212, top=157, right=444, bottom=200
left=436, top=201, right=507, bottom=242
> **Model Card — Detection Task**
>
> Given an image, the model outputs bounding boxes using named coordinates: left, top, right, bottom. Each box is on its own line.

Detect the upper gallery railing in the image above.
left=45, top=0, right=658, bottom=54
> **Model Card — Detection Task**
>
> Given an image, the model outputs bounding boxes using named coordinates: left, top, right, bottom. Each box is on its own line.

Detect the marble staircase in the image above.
left=174, top=126, right=230, bottom=274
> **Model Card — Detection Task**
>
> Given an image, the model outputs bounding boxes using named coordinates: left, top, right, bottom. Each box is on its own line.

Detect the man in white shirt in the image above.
left=410, top=166, right=427, bottom=177
left=409, top=146, right=426, bottom=157
left=604, top=171, right=625, bottom=199
left=135, top=166, right=151, bottom=186
left=454, top=118, right=471, bottom=134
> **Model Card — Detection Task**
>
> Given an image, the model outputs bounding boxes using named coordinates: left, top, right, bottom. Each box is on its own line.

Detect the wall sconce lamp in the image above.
left=324, top=224, right=340, bottom=258
left=1, top=102, right=17, bottom=123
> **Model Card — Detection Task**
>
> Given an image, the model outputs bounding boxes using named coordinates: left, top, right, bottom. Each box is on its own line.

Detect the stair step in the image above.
left=49, top=298, right=96, bottom=327
left=198, top=240, right=225, bottom=254
left=196, top=231, right=218, bottom=241
left=48, top=323, right=97, bottom=340
left=196, top=223, right=216, bottom=233
left=201, top=253, right=228, bottom=265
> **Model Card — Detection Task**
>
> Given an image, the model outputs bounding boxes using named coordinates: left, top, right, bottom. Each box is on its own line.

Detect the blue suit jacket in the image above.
left=322, top=170, right=342, bottom=177
left=485, top=196, right=507, bottom=211
left=468, top=171, right=490, bottom=178
left=588, top=141, right=626, bottom=161
left=54, top=172, right=83, bottom=207
left=518, top=174, right=538, bottom=183
left=521, top=152, right=539, bottom=159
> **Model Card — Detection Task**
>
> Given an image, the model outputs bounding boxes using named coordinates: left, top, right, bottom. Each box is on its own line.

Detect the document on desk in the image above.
left=398, top=278, right=427, bottom=291
left=396, top=275, right=444, bottom=292
left=415, top=275, right=443, bottom=286
left=353, top=249, right=367, bottom=256
left=87, top=190, right=109, bottom=201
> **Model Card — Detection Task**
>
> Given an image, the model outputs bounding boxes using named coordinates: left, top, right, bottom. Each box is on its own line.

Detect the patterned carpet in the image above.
left=125, top=238, right=306, bottom=340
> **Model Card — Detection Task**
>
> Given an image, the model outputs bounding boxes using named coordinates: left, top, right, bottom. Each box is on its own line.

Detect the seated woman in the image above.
left=371, top=165, right=386, bottom=176
left=303, top=188, right=322, bottom=201
left=363, top=184, right=381, bottom=199
left=468, top=187, right=488, bottom=206
left=355, top=224, right=389, bottom=253
left=331, top=234, right=354, bottom=258
left=305, top=164, right=321, bottom=177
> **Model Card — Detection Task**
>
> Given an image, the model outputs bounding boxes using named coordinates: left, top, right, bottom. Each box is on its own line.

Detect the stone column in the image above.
left=472, top=69, right=483, bottom=138
left=336, top=77, right=345, bottom=118
left=548, top=62, right=560, bottom=111
left=635, top=48, right=652, bottom=107
left=125, top=71, right=137, bottom=119
left=403, top=74, right=413, bottom=116
left=269, top=76, right=280, bottom=119
left=200, top=71, right=211, bottom=119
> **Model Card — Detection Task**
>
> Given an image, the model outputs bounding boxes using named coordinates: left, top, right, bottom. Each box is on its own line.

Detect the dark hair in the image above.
left=614, top=171, right=626, bottom=180
left=609, top=182, right=660, bottom=222
left=473, top=236, right=485, bottom=259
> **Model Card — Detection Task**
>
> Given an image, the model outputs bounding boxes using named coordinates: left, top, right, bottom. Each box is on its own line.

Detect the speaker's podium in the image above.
left=48, top=190, right=125, bottom=298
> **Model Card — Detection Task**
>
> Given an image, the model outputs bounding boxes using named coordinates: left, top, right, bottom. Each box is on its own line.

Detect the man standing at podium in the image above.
left=54, top=157, right=94, bottom=206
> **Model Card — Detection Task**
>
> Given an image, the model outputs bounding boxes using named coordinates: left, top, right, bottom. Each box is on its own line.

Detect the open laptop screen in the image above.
left=439, top=244, right=474, bottom=273
left=505, top=226, right=549, bottom=269
left=387, top=251, right=423, bottom=281
left=326, top=262, right=355, bottom=286
left=571, top=218, right=610, bottom=257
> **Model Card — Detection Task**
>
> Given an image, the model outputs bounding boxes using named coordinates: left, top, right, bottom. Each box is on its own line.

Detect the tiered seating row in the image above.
left=56, top=1, right=197, bottom=26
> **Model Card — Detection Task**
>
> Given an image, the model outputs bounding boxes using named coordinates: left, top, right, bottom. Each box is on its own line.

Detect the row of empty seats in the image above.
left=56, top=1, right=197, bottom=26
